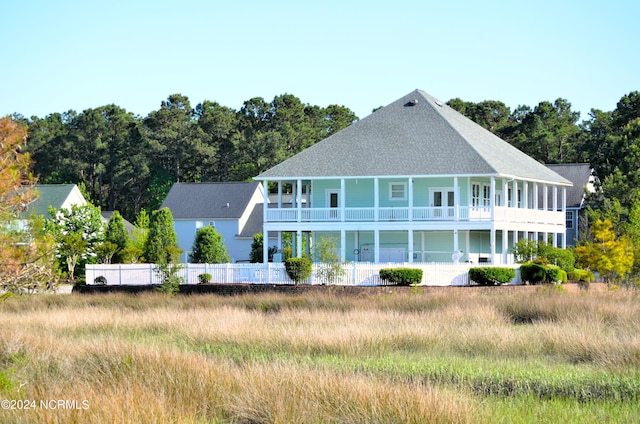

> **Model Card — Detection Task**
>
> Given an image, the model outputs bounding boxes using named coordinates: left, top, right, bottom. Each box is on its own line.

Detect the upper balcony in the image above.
left=266, top=205, right=564, bottom=225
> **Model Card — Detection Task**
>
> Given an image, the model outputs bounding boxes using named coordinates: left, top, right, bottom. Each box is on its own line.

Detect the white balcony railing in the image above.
left=266, top=206, right=564, bottom=225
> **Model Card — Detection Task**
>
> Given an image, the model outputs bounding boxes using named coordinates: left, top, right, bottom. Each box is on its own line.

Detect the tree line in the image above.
left=13, top=94, right=357, bottom=221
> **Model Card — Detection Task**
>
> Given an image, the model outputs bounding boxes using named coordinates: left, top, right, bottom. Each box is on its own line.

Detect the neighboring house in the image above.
left=545, top=164, right=596, bottom=247
left=17, top=184, right=87, bottom=230
left=101, top=211, right=136, bottom=238
left=255, top=89, right=573, bottom=265
left=161, top=182, right=265, bottom=263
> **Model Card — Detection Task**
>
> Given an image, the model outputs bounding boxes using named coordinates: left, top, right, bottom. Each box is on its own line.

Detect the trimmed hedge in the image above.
left=284, top=257, right=312, bottom=283
left=520, top=262, right=568, bottom=285
left=379, top=268, right=423, bottom=286
left=519, top=263, right=547, bottom=285
left=469, top=267, right=516, bottom=286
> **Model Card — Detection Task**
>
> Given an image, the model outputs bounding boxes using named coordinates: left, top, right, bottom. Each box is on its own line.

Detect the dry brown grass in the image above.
left=0, top=288, right=638, bottom=423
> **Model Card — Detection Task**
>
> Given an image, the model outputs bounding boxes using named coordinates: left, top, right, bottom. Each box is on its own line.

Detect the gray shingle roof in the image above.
left=28, top=184, right=81, bottom=216
left=545, top=164, right=594, bottom=208
left=161, top=182, right=262, bottom=219
left=256, top=89, right=571, bottom=185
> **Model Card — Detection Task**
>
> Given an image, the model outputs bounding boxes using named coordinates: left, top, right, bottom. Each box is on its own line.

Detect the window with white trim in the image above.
left=389, top=182, right=407, bottom=201
left=566, top=211, right=574, bottom=229
left=472, top=183, right=481, bottom=207
left=472, top=182, right=490, bottom=207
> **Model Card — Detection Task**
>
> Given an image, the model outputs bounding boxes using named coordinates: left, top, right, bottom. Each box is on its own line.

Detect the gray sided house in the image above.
left=161, top=182, right=265, bottom=263
left=255, top=89, right=573, bottom=265
left=545, top=164, right=596, bottom=246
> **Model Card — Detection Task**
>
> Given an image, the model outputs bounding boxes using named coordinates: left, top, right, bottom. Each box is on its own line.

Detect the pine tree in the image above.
left=104, top=211, right=130, bottom=263
left=143, top=207, right=181, bottom=263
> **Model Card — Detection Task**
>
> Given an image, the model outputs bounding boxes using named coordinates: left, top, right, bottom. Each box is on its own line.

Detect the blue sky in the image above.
left=2, top=0, right=638, bottom=121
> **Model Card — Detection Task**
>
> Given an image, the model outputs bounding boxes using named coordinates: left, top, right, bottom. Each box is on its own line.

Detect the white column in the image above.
left=490, top=176, right=496, bottom=220
left=296, top=230, right=302, bottom=258
left=512, top=180, right=518, bottom=208
left=490, top=227, right=496, bottom=264
left=277, top=181, right=282, bottom=207
left=340, top=178, right=346, bottom=222
left=408, top=229, right=414, bottom=263
left=454, top=176, right=459, bottom=221
left=340, top=229, right=346, bottom=262
left=374, top=229, right=380, bottom=263
left=502, top=229, right=508, bottom=265
left=562, top=187, right=567, bottom=249
left=296, top=179, right=302, bottom=223
left=553, top=186, right=558, bottom=247
left=374, top=178, right=379, bottom=222
left=263, top=181, right=270, bottom=263
left=408, top=177, right=414, bottom=222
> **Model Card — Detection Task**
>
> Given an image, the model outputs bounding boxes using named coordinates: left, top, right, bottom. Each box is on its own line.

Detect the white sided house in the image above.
left=17, top=184, right=87, bottom=230
left=255, top=89, right=573, bottom=265
left=161, top=182, right=265, bottom=263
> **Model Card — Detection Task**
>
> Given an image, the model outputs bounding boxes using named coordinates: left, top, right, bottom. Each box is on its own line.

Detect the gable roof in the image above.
left=256, top=89, right=571, bottom=186
left=27, top=184, right=86, bottom=216
left=545, top=164, right=594, bottom=208
left=161, top=182, right=263, bottom=219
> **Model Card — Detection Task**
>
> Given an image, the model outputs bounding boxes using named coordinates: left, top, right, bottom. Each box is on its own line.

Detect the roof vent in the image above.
left=404, top=99, right=419, bottom=107
left=434, top=99, right=444, bottom=107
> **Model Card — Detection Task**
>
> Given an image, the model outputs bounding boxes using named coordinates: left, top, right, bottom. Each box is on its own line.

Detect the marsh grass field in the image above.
left=0, top=286, right=639, bottom=423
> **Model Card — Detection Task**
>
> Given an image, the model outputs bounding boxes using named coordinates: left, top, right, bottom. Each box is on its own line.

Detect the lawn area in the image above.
left=0, top=287, right=638, bottom=423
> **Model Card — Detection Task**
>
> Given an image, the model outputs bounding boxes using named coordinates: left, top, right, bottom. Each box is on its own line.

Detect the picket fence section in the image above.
left=85, top=262, right=484, bottom=286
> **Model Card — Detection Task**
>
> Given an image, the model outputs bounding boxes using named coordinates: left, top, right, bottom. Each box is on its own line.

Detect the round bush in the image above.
left=284, top=258, right=312, bottom=283
left=379, top=268, right=423, bottom=286
left=520, top=263, right=547, bottom=285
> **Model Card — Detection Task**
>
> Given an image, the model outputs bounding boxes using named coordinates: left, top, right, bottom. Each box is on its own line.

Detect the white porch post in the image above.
left=263, top=181, right=269, bottom=263
left=502, top=229, right=508, bottom=265
left=524, top=181, right=529, bottom=209
left=490, top=227, right=496, bottom=264
left=374, top=229, right=380, bottom=263
left=340, top=229, right=346, bottom=262
left=454, top=176, right=459, bottom=221
left=408, top=177, right=414, bottom=222
left=340, top=178, right=346, bottom=222
left=543, top=184, right=549, bottom=243
left=562, top=187, right=567, bottom=249
left=490, top=176, right=496, bottom=220
left=277, top=181, right=282, bottom=207
left=512, top=179, right=518, bottom=208
left=374, top=178, right=379, bottom=222
left=465, top=231, right=470, bottom=263
left=296, top=179, right=302, bottom=223
left=553, top=186, right=558, bottom=247
left=296, top=230, right=302, bottom=258
left=408, top=229, right=414, bottom=263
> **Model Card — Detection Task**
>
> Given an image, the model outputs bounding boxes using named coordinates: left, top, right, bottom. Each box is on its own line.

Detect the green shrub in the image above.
left=379, top=268, right=423, bottom=286
left=568, top=268, right=595, bottom=282
left=469, top=267, right=516, bottom=286
left=519, top=263, right=547, bottom=285
left=198, top=273, right=212, bottom=284
left=284, top=257, right=312, bottom=284
left=545, top=265, right=568, bottom=283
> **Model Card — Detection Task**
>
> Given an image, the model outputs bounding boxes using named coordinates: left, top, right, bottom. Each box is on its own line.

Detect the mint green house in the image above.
left=255, top=90, right=572, bottom=264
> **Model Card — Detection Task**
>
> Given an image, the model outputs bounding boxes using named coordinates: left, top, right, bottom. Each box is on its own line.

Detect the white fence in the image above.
left=85, top=262, right=489, bottom=286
